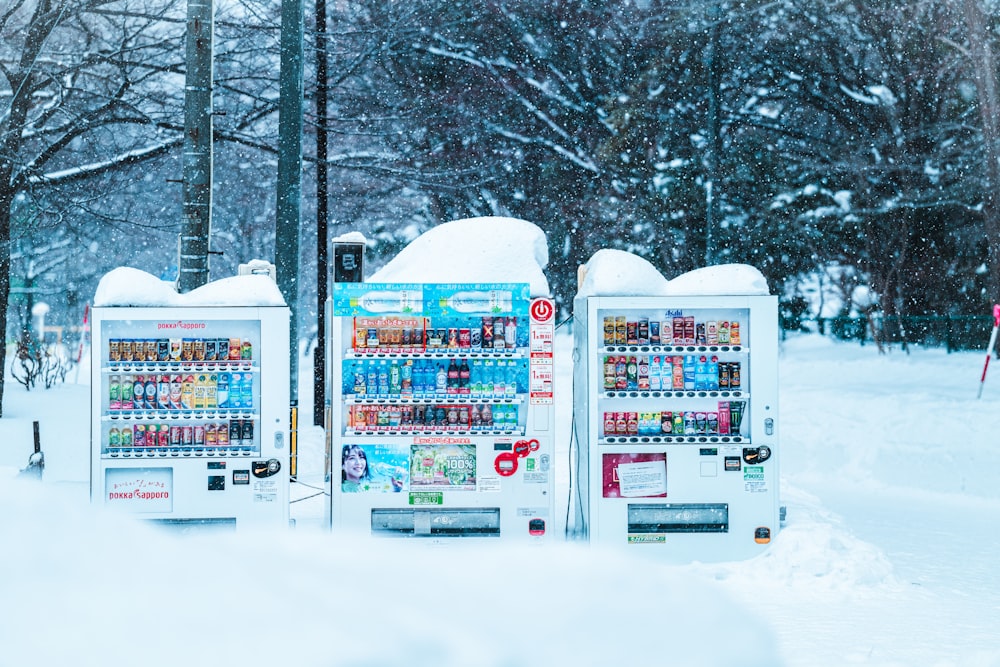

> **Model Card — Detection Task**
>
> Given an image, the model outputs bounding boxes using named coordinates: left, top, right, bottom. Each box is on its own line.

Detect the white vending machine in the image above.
left=327, top=282, right=556, bottom=540
left=91, top=298, right=290, bottom=529
left=572, top=295, right=779, bottom=561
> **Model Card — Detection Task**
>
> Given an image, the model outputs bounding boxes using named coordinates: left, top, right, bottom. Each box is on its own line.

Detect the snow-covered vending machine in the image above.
left=90, top=272, right=290, bottom=529
left=327, top=282, right=556, bottom=540
left=572, top=294, right=779, bottom=561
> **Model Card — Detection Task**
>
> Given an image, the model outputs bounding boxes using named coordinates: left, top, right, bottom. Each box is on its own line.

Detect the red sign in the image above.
left=529, top=298, right=554, bottom=324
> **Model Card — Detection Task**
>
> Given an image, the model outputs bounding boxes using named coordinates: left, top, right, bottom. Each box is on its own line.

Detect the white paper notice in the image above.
left=617, top=461, right=667, bottom=498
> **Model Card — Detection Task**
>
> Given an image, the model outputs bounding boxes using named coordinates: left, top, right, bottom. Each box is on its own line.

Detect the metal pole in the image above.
left=703, top=3, right=721, bottom=266
left=179, top=0, right=214, bottom=293
left=276, top=0, right=303, bottom=405
left=313, top=0, right=329, bottom=426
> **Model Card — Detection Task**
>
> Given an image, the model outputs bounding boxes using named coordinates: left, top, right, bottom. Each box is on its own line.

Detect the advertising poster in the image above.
left=105, top=467, right=174, bottom=512
left=602, top=453, right=668, bottom=498
left=410, top=443, right=477, bottom=490
left=341, top=444, right=410, bottom=493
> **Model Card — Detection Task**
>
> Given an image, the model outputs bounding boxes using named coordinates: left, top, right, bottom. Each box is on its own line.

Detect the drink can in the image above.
left=108, top=427, right=121, bottom=448
left=650, top=320, right=660, bottom=345
left=696, top=322, right=706, bottom=345
left=730, top=322, right=741, bottom=346
left=492, top=317, right=505, bottom=349
left=228, top=338, right=242, bottom=361
left=109, top=375, right=121, bottom=411
left=684, top=316, right=695, bottom=344
left=614, top=411, right=627, bottom=434
left=447, top=328, right=459, bottom=349
left=241, top=419, right=254, bottom=448
left=109, top=339, right=121, bottom=363
left=401, top=327, right=412, bottom=348
left=706, top=321, right=718, bottom=345
left=241, top=339, right=253, bottom=360
left=156, top=339, right=169, bottom=362
left=217, top=425, right=230, bottom=447
left=204, top=338, right=218, bottom=361
left=143, top=339, right=157, bottom=362
left=719, top=361, right=730, bottom=389
left=661, top=412, right=673, bottom=434
left=134, top=424, right=146, bottom=447
left=626, top=412, right=639, bottom=435
left=638, top=318, right=649, bottom=344
left=229, top=419, right=242, bottom=444
left=470, top=327, right=482, bottom=349
left=193, top=338, right=206, bottom=362
left=718, top=321, right=730, bottom=344
left=205, top=423, right=217, bottom=447
left=614, top=316, right=626, bottom=345
left=182, top=425, right=193, bottom=446
left=729, top=362, right=741, bottom=389
left=181, top=339, right=194, bottom=362
left=603, top=412, right=616, bottom=436
left=118, top=339, right=133, bottom=362
left=157, top=424, right=170, bottom=447
left=169, top=338, right=183, bottom=362
left=603, top=317, right=615, bottom=346
left=169, top=425, right=181, bottom=447
left=354, top=323, right=367, bottom=349
left=412, top=325, right=425, bottom=349
left=626, top=321, right=638, bottom=345
left=194, top=424, right=205, bottom=446
left=435, top=328, right=447, bottom=349
left=481, top=317, right=494, bottom=348
left=459, top=328, right=471, bottom=349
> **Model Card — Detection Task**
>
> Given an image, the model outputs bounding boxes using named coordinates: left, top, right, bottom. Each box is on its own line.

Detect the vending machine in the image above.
left=572, top=295, right=779, bottom=561
left=91, top=296, right=290, bottom=529
left=327, top=282, right=556, bottom=540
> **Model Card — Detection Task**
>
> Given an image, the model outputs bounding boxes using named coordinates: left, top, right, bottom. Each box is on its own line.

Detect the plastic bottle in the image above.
left=459, top=358, right=471, bottom=394
left=377, top=360, right=389, bottom=395
left=505, top=360, right=518, bottom=396
left=389, top=359, right=401, bottom=394
left=400, top=360, right=413, bottom=394
left=493, top=359, right=506, bottom=397
left=435, top=363, right=447, bottom=394
left=447, top=358, right=460, bottom=394
left=366, top=361, right=378, bottom=395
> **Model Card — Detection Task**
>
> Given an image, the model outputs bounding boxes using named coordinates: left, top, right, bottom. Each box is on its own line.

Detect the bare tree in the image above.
left=0, top=0, right=187, bottom=415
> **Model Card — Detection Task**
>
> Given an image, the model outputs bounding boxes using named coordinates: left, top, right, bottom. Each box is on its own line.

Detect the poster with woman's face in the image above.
left=341, top=444, right=409, bottom=493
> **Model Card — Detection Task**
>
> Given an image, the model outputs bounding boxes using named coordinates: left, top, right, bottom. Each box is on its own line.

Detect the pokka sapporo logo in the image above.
left=107, top=478, right=171, bottom=502
left=156, top=321, right=208, bottom=331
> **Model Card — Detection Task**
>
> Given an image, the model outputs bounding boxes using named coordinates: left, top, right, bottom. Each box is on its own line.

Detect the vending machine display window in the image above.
left=328, top=283, right=556, bottom=541
left=573, top=295, right=779, bottom=562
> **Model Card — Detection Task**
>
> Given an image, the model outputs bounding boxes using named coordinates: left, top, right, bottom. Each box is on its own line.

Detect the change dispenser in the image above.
left=571, top=294, right=779, bottom=561
left=327, top=282, right=556, bottom=541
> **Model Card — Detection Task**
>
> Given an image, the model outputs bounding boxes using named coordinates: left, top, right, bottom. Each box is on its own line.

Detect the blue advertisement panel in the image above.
left=332, top=283, right=425, bottom=317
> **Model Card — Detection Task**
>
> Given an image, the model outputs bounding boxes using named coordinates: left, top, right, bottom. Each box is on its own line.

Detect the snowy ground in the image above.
left=1, top=332, right=999, bottom=667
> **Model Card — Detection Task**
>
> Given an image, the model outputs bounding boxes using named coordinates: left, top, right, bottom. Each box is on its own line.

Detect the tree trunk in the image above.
left=963, top=0, right=1000, bottom=303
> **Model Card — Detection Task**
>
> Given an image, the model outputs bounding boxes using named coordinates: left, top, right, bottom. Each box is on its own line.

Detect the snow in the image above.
left=2, top=234, right=999, bottom=666
left=577, top=248, right=769, bottom=297
left=93, top=265, right=286, bottom=308
left=368, top=216, right=551, bottom=298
